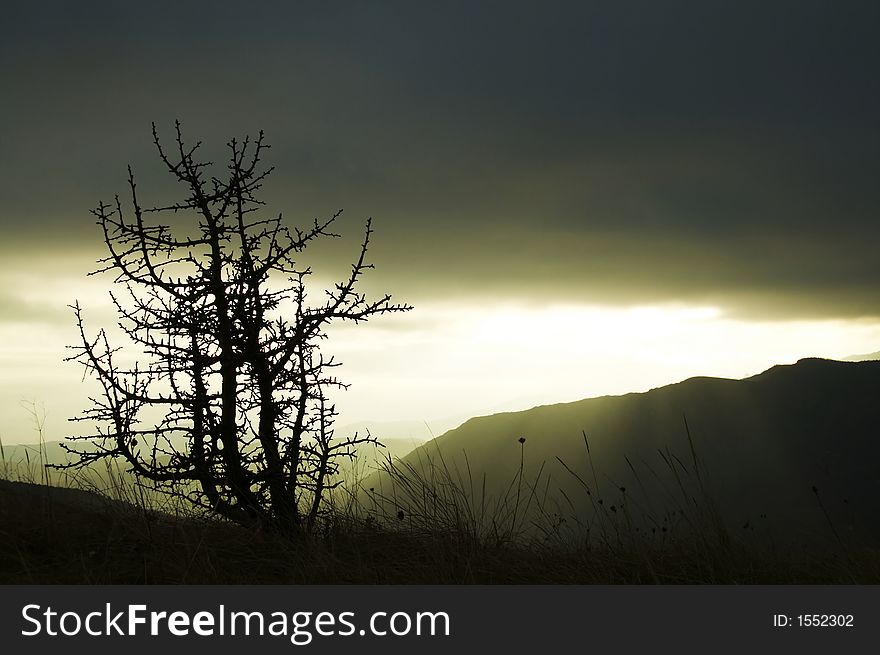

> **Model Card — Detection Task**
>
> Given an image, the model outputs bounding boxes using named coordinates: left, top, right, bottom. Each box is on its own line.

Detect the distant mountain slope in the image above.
left=377, top=358, right=880, bottom=544
left=842, top=350, right=880, bottom=362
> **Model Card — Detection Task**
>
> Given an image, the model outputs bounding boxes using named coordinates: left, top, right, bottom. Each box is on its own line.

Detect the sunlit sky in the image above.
left=2, top=2, right=880, bottom=443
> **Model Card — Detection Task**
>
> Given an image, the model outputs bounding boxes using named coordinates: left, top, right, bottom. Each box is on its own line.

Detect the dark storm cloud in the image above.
left=1, top=1, right=878, bottom=319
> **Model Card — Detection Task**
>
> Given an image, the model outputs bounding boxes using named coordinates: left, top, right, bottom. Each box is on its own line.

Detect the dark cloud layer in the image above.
left=1, top=1, right=879, bottom=319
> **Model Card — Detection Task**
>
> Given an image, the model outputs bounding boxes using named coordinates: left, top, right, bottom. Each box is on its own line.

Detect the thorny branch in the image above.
left=62, top=122, right=412, bottom=535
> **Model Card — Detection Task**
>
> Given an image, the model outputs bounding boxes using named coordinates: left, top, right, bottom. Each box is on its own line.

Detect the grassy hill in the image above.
left=3, top=476, right=877, bottom=584
left=368, top=358, right=880, bottom=548
left=3, top=357, right=879, bottom=583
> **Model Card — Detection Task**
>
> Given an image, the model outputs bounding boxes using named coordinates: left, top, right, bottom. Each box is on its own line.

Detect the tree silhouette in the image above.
left=63, top=122, right=411, bottom=535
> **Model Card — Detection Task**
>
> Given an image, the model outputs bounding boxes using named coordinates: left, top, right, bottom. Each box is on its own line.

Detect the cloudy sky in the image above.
left=2, top=1, right=879, bottom=442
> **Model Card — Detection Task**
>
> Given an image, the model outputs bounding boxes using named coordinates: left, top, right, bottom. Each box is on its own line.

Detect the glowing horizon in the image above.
left=3, top=287, right=879, bottom=445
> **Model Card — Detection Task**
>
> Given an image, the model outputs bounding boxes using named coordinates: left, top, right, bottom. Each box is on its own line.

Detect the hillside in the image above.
left=3, top=358, right=880, bottom=583
left=372, top=358, right=880, bottom=546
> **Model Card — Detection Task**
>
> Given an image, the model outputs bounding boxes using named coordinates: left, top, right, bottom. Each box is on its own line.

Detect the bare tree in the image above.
left=63, top=122, right=411, bottom=535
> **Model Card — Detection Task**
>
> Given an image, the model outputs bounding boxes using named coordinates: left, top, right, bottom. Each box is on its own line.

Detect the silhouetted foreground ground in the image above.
left=2, top=480, right=879, bottom=584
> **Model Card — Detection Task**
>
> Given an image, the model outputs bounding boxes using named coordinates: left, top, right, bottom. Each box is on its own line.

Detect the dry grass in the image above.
left=1, top=429, right=879, bottom=584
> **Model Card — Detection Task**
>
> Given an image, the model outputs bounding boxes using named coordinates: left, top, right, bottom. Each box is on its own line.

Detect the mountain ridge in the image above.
left=377, top=357, right=880, bottom=545
left=448, top=357, right=854, bottom=429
